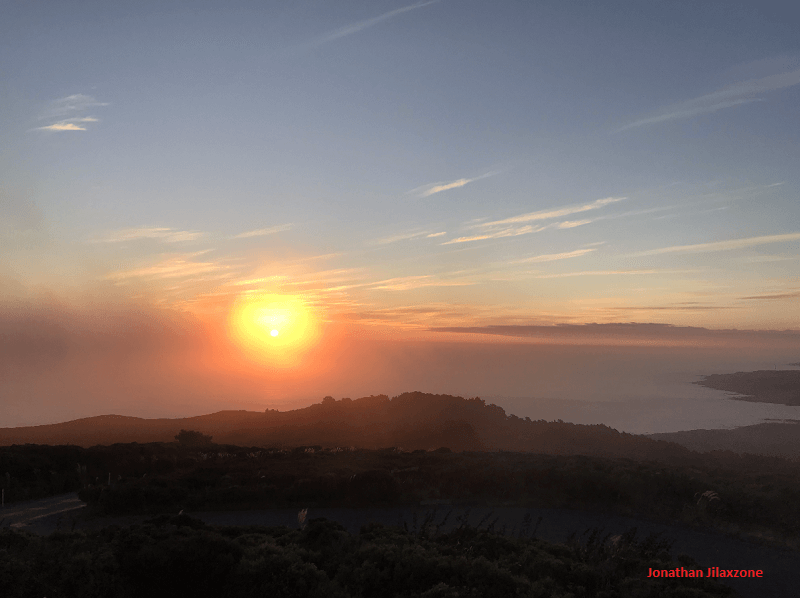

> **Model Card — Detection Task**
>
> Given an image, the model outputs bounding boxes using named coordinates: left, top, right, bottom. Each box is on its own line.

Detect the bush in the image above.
left=175, top=430, right=213, bottom=447
left=0, top=517, right=736, bottom=598
left=347, top=470, right=401, bottom=506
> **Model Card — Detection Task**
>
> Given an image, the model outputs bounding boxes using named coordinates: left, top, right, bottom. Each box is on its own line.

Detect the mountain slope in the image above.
left=1, top=392, right=691, bottom=461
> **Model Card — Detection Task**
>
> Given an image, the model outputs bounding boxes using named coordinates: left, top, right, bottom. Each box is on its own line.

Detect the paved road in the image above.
left=3, top=493, right=797, bottom=598
left=0, top=493, right=85, bottom=533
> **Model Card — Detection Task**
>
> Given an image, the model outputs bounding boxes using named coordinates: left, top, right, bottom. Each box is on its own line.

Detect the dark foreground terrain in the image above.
left=3, top=439, right=799, bottom=550
left=2, top=447, right=796, bottom=597
left=6, top=492, right=800, bottom=598
left=2, top=493, right=747, bottom=598
left=2, top=392, right=798, bottom=597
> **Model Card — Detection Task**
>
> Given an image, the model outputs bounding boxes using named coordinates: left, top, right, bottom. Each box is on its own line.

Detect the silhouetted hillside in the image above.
left=649, top=420, right=800, bottom=460
left=1, top=392, right=693, bottom=462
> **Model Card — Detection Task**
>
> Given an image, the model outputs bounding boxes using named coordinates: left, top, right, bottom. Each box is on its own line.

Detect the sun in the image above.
left=227, top=292, right=320, bottom=367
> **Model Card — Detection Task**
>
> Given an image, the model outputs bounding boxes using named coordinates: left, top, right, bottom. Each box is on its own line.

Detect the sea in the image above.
left=483, top=351, right=800, bottom=435
left=350, top=340, right=800, bottom=435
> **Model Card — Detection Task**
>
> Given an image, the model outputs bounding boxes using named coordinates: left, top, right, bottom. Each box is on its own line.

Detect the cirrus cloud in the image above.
left=90, top=227, right=204, bottom=244
left=631, top=232, right=800, bottom=257
left=34, top=94, right=108, bottom=133
left=620, top=57, right=800, bottom=130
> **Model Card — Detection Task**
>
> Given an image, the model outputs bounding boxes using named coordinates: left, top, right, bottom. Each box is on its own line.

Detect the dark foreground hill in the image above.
left=4, top=440, right=799, bottom=552
left=1, top=392, right=693, bottom=462
left=1, top=512, right=737, bottom=598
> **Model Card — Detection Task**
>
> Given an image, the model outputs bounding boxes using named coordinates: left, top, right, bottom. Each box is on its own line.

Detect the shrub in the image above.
left=175, top=430, right=213, bottom=447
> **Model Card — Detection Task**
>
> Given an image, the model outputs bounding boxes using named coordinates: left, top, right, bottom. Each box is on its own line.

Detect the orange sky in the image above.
left=2, top=288, right=799, bottom=429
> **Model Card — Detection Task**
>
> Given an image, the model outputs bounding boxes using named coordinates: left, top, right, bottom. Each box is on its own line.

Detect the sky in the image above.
left=2, top=1, right=799, bottom=428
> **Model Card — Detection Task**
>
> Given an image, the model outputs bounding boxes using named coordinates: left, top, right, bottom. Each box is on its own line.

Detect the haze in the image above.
left=2, top=2, right=799, bottom=433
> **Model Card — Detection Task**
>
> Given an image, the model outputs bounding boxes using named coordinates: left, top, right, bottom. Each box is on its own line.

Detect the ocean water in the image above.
left=352, top=341, right=800, bottom=435
left=4, top=336, right=799, bottom=433
left=485, top=353, right=800, bottom=435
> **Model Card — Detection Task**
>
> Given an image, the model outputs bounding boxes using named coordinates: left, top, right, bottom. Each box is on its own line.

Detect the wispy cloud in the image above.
left=292, top=252, right=344, bottom=262
left=91, top=227, right=203, bottom=243
left=322, top=272, right=476, bottom=292
left=345, top=302, right=482, bottom=328
left=475, top=197, right=625, bottom=228
left=603, top=304, right=739, bottom=312
left=739, top=290, right=800, bottom=301
left=620, top=61, right=800, bottom=130
left=631, top=232, right=800, bottom=257
left=441, top=224, right=548, bottom=245
left=514, top=248, right=597, bottom=264
left=533, top=269, right=697, bottom=279
left=440, top=234, right=491, bottom=245
left=43, top=94, right=109, bottom=118
left=742, top=254, right=800, bottom=263
left=105, top=253, right=227, bottom=281
left=35, top=94, right=107, bottom=132
left=35, top=117, right=99, bottom=132
left=372, top=228, right=444, bottom=245
left=427, top=323, right=787, bottom=343
left=423, top=179, right=472, bottom=196
left=597, top=205, right=676, bottom=222
left=556, top=219, right=593, bottom=229
left=621, top=99, right=764, bottom=131
left=414, top=170, right=499, bottom=198
left=440, top=197, right=625, bottom=245
left=232, top=276, right=289, bottom=287
left=307, top=1, right=440, bottom=48
left=284, top=269, right=366, bottom=287
left=229, top=267, right=367, bottom=294
left=370, top=274, right=475, bottom=291
left=233, top=224, right=292, bottom=239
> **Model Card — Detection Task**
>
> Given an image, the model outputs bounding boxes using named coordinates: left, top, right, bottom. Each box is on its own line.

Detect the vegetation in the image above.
left=174, top=429, right=213, bottom=447
left=2, top=393, right=798, bottom=554
left=0, top=444, right=86, bottom=501
left=3, top=440, right=796, bottom=549
left=0, top=512, right=735, bottom=597
left=0, top=392, right=742, bottom=462
left=76, top=445, right=800, bottom=547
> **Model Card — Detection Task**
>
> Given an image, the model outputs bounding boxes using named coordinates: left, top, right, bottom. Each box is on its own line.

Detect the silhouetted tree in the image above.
left=174, top=430, right=213, bottom=447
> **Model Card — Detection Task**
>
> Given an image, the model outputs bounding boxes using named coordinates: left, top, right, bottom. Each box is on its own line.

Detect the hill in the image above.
left=649, top=420, right=800, bottom=460
left=0, top=392, right=692, bottom=462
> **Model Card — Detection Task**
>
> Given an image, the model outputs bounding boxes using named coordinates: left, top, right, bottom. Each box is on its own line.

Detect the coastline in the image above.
left=694, top=370, right=800, bottom=407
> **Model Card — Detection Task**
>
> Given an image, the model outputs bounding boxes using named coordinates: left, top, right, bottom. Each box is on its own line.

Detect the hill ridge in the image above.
left=0, top=392, right=698, bottom=462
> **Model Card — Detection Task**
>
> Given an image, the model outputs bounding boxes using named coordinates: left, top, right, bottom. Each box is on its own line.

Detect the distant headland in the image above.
left=694, top=369, right=800, bottom=406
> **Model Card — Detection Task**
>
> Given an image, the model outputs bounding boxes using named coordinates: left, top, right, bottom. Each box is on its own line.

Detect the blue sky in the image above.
left=2, top=0, right=799, bottom=332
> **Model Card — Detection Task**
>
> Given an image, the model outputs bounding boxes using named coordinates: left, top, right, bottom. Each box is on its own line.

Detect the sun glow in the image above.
left=228, top=293, right=320, bottom=367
